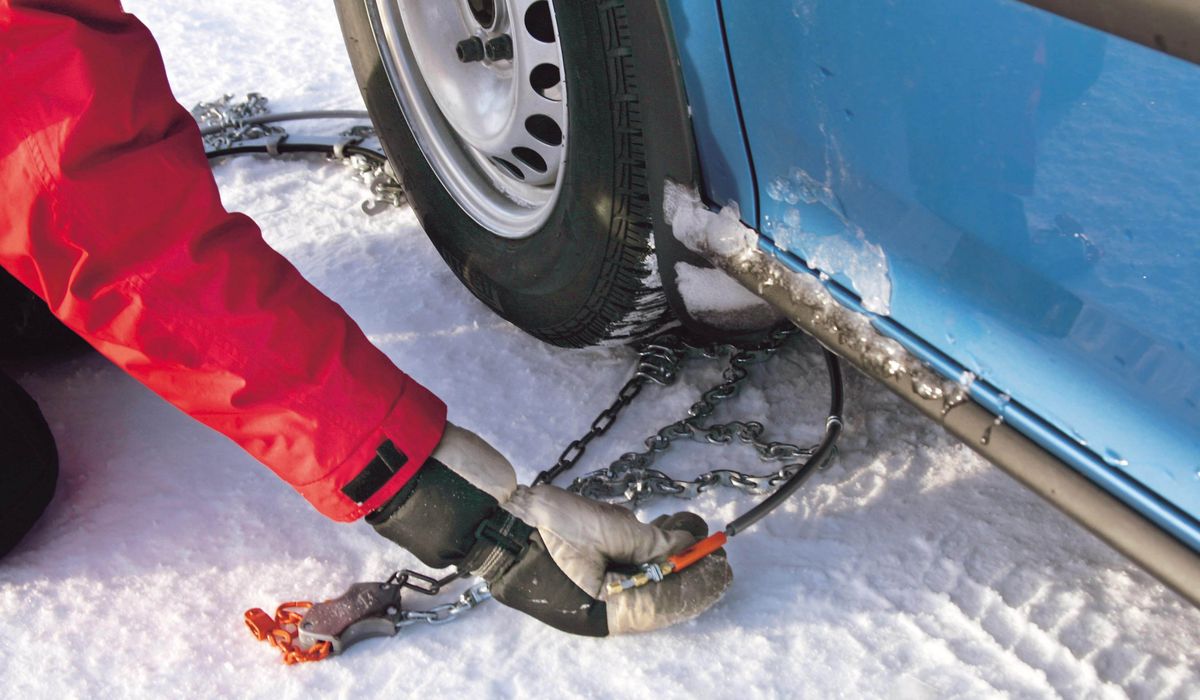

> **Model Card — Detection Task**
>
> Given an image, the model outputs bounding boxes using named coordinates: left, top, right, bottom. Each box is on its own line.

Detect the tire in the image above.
left=335, top=0, right=676, bottom=347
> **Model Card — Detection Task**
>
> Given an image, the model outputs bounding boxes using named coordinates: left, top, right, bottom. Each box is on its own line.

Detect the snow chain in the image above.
left=193, top=93, right=406, bottom=215
left=208, top=94, right=845, bottom=663
left=538, top=325, right=833, bottom=503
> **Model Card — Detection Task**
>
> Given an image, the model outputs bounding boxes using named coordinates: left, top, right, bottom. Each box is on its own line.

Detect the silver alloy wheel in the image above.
left=370, top=0, right=567, bottom=239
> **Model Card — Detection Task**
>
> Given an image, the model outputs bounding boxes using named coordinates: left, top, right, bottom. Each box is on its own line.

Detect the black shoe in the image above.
left=0, top=370, right=59, bottom=558
left=0, top=270, right=86, bottom=360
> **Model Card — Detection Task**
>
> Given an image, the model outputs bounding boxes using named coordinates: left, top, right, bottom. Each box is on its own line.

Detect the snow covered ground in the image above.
left=2, top=2, right=1198, bottom=698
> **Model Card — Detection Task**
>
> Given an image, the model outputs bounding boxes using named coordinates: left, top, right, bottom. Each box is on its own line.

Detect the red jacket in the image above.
left=0, top=0, right=446, bottom=520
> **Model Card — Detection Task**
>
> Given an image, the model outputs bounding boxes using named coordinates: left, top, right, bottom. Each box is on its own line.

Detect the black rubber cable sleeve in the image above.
left=204, top=143, right=389, bottom=164
left=725, top=348, right=843, bottom=536
left=197, top=110, right=371, bottom=137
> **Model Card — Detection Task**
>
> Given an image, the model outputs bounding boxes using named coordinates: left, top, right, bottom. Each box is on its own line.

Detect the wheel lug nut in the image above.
left=484, top=34, right=513, bottom=61
left=456, top=37, right=485, bottom=63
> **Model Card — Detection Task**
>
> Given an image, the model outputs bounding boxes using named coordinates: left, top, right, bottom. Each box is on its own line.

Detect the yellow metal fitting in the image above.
left=605, top=561, right=675, bottom=596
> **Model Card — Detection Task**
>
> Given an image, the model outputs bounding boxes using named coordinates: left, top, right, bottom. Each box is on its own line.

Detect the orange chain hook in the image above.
left=244, top=601, right=332, bottom=665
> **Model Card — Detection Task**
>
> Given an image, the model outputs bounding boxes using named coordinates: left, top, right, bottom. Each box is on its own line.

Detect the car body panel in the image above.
left=666, top=0, right=1200, bottom=547
left=763, top=238, right=1200, bottom=553
left=663, top=0, right=757, bottom=223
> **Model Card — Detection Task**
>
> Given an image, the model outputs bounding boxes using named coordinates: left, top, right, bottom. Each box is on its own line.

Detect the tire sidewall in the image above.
left=339, top=0, right=654, bottom=345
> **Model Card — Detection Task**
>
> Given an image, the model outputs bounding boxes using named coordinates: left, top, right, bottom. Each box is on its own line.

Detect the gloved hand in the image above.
left=367, top=423, right=732, bottom=636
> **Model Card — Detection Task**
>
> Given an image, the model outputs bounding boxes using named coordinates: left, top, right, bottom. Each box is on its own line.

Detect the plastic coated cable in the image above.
left=204, top=134, right=386, bottom=162
left=197, top=110, right=371, bottom=137
left=725, top=347, right=843, bottom=536
left=204, top=141, right=389, bottom=164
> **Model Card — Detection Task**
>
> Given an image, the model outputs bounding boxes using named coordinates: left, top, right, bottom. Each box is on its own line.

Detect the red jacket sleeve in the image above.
left=0, top=0, right=446, bottom=520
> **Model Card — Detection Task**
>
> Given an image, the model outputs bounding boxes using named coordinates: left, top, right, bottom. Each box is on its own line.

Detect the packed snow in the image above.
left=674, top=262, right=781, bottom=331
left=665, top=179, right=973, bottom=408
left=762, top=166, right=893, bottom=316
left=1, top=2, right=1198, bottom=698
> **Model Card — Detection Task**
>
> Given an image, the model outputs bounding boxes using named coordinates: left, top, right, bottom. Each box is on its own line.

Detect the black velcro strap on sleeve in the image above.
left=462, top=510, right=535, bottom=580
left=342, top=440, right=409, bottom=505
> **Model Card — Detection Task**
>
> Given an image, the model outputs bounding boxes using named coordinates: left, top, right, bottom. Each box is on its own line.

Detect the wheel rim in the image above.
left=370, top=0, right=567, bottom=239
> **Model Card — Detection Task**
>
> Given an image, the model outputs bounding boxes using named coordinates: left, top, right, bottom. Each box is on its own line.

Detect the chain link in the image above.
left=377, top=568, right=492, bottom=630
left=551, top=324, right=832, bottom=505
left=336, top=124, right=406, bottom=212
left=191, top=93, right=283, bottom=149
left=532, top=341, right=685, bottom=486
left=395, top=580, right=493, bottom=628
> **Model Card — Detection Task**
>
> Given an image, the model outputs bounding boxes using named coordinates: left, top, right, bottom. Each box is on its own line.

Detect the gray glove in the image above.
left=368, top=424, right=732, bottom=636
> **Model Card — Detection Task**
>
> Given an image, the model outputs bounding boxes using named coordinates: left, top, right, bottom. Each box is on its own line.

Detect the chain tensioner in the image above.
left=244, top=569, right=491, bottom=664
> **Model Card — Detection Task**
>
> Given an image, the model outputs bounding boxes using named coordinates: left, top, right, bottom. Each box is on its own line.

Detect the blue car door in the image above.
left=713, top=0, right=1200, bottom=544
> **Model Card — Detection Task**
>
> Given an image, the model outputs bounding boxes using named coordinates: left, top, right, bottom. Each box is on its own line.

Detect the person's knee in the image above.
left=0, top=371, right=58, bottom=558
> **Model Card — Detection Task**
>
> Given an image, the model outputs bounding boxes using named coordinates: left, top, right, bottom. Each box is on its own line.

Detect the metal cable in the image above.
left=197, top=109, right=371, bottom=137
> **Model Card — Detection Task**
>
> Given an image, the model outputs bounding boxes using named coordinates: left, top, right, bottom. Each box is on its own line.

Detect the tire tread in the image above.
left=536, top=0, right=671, bottom=347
